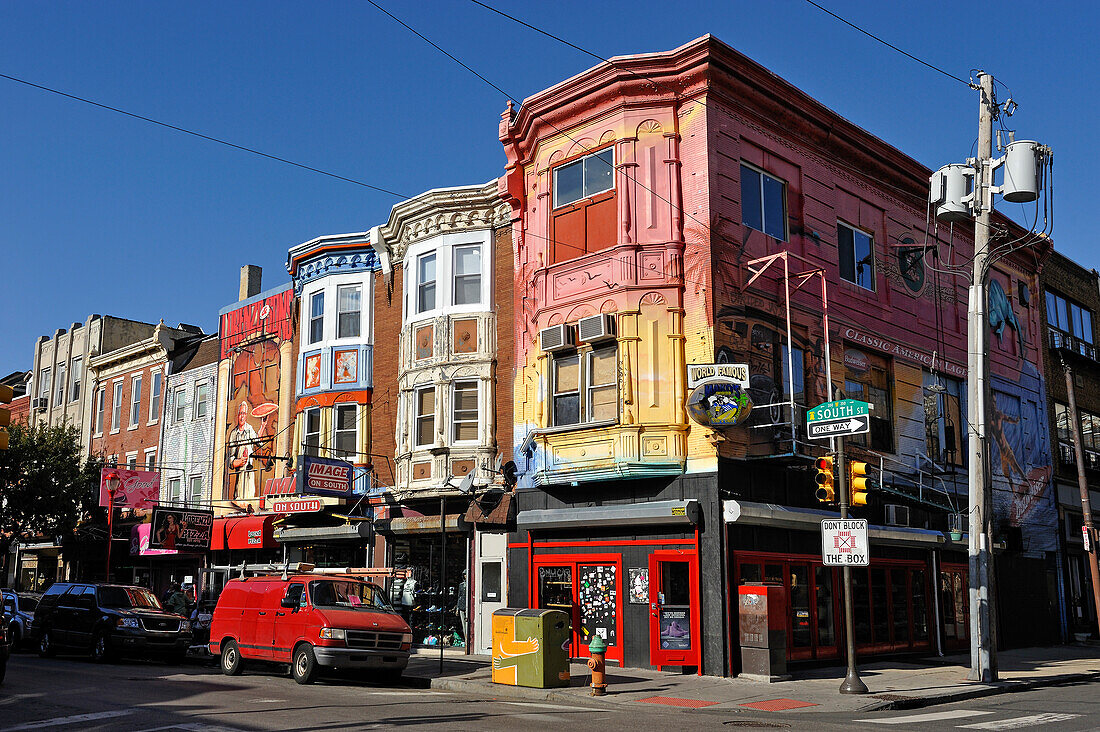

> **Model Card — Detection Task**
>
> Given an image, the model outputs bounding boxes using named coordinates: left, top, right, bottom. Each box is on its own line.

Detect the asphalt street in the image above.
left=1, top=651, right=1099, bottom=731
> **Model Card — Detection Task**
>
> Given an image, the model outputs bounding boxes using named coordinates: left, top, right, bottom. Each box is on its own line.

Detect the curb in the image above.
left=426, top=669, right=1100, bottom=713
left=862, top=670, right=1100, bottom=712
left=428, top=676, right=610, bottom=706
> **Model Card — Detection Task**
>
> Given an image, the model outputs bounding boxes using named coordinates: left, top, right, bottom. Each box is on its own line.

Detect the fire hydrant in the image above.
left=587, top=635, right=607, bottom=696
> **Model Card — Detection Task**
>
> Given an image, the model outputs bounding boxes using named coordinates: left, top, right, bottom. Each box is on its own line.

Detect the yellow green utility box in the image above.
left=491, top=608, right=571, bottom=688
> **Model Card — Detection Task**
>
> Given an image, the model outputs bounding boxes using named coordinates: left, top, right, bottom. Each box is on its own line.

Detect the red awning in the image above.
left=211, top=515, right=279, bottom=551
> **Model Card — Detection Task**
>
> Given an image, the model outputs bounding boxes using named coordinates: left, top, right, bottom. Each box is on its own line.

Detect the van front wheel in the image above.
left=291, top=644, right=317, bottom=685
left=220, top=640, right=242, bottom=676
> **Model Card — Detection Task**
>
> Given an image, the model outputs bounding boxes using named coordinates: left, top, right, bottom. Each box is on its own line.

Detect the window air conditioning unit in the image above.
left=31, top=398, right=47, bottom=411
left=885, top=504, right=910, bottom=527
left=577, top=314, right=617, bottom=344
left=539, top=324, right=575, bottom=353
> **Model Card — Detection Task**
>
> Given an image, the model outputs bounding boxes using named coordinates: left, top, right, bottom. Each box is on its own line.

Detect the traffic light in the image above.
left=814, top=456, right=835, bottom=503
left=0, top=384, right=11, bottom=451
left=849, top=461, right=879, bottom=507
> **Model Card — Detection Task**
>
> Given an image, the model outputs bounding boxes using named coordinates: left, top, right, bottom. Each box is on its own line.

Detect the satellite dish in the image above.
left=494, top=453, right=503, bottom=473
left=457, top=473, right=475, bottom=494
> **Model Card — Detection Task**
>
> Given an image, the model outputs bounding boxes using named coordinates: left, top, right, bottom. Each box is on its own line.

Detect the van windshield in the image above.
left=309, top=580, right=393, bottom=611
left=98, top=586, right=162, bottom=609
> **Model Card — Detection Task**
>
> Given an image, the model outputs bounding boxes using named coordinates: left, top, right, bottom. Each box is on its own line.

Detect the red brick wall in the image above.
left=494, top=224, right=514, bottom=464
left=90, top=360, right=164, bottom=467
left=371, top=265, right=403, bottom=488
left=7, top=394, right=30, bottom=427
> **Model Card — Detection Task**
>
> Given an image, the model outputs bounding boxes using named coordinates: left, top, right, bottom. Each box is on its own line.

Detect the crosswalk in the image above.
left=867, top=709, right=1082, bottom=729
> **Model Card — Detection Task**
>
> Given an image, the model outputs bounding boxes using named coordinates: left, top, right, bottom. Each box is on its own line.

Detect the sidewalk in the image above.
left=421, top=645, right=1100, bottom=714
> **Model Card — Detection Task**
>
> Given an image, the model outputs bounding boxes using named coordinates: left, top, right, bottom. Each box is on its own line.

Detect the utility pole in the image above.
left=1061, top=356, right=1100, bottom=633
left=967, top=71, right=998, bottom=682
left=837, top=436, right=867, bottom=694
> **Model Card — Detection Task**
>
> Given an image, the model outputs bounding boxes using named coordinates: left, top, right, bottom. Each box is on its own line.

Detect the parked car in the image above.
left=30, top=582, right=192, bottom=663
left=209, top=574, right=412, bottom=684
left=2, top=590, right=41, bottom=650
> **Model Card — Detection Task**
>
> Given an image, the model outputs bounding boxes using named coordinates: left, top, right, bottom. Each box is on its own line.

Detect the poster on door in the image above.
left=659, top=607, right=691, bottom=650
left=578, top=565, right=617, bottom=646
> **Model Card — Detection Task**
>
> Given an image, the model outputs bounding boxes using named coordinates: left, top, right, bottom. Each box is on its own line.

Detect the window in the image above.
left=1047, top=291, right=1094, bottom=353
left=740, top=163, right=787, bottom=240
left=111, top=382, right=123, bottom=431
left=126, top=454, right=138, bottom=470
left=552, top=347, right=618, bottom=426
left=194, top=382, right=209, bottom=419
left=553, top=148, right=614, bottom=208
left=188, top=476, right=203, bottom=507
left=56, top=363, right=66, bottom=404
left=39, top=368, right=51, bottom=403
left=70, top=357, right=82, bottom=402
left=95, top=386, right=105, bottom=435
left=453, top=245, right=482, bottom=306
left=333, top=404, right=357, bottom=458
left=925, top=375, right=965, bottom=468
left=302, top=408, right=321, bottom=456
left=415, top=386, right=436, bottom=447
left=149, top=372, right=161, bottom=422
left=586, top=348, right=618, bottom=422
left=337, top=285, right=361, bottom=339
left=167, top=477, right=182, bottom=504
left=130, top=375, right=142, bottom=428
left=1056, top=402, right=1100, bottom=471
left=309, top=291, right=325, bottom=344
left=416, top=253, right=437, bottom=314
left=108, top=454, right=118, bottom=468
left=452, top=381, right=479, bottom=442
left=145, top=450, right=156, bottom=470
left=550, top=148, right=617, bottom=263
left=838, top=222, right=875, bottom=291
left=174, top=387, right=186, bottom=423
left=844, top=349, right=893, bottom=452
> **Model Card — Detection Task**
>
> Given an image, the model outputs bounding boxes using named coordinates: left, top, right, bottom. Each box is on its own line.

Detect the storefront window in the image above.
left=391, top=536, right=466, bottom=646
left=844, top=348, right=894, bottom=452
left=815, top=566, right=835, bottom=647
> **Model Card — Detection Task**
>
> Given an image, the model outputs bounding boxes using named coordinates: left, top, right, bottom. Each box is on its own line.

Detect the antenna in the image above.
left=494, top=453, right=503, bottom=473
left=457, top=472, right=475, bottom=494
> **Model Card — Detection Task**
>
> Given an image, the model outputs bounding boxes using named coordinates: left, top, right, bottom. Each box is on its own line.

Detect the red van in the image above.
left=209, top=574, right=413, bottom=684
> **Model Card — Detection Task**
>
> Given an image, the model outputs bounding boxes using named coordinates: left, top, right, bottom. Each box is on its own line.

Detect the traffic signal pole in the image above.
left=836, top=436, right=868, bottom=694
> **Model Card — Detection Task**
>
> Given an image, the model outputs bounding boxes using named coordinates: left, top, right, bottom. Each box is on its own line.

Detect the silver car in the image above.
left=2, top=590, right=41, bottom=649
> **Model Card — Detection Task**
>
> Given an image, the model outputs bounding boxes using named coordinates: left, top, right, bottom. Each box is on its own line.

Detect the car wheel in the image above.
left=291, top=644, right=318, bottom=685
left=38, top=629, right=56, bottom=658
left=220, top=640, right=242, bottom=676
left=91, top=631, right=112, bottom=663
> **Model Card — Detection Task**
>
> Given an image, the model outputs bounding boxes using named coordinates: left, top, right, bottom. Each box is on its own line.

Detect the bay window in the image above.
left=337, top=285, right=361, bottom=339
left=417, top=253, right=437, bottom=314
left=309, top=292, right=325, bottom=344
left=453, top=245, right=482, bottom=306
left=302, top=408, right=321, bottom=456
left=552, top=347, right=618, bottom=427
left=415, top=387, right=436, bottom=447
left=333, top=404, right=357, bottom=458
left=452, top=381, right=479, bottom=442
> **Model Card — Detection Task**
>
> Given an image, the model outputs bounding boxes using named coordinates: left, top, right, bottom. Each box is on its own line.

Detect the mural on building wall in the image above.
left=219, top=286, right=295, bottom=510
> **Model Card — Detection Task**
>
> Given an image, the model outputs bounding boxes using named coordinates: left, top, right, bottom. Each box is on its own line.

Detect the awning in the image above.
left=375, top=514, right=466, bottom=535
left=517, top=499, right=700, bottom=531
left=464, top=492, right=514, bottom=526
left=722, top=499, right=956, bottom=549
left=130, top=523, right=178, bottom=557
left=211, top=515, right=279, bottom=550
left=275, top=523, right=371, bottom=543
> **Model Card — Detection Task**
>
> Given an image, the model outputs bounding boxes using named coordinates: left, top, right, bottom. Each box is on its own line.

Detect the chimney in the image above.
left=239, top=265, right=262, bottom=301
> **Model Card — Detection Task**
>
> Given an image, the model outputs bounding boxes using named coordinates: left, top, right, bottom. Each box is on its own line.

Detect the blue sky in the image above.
left=0, top=1, right=1091, bottom=375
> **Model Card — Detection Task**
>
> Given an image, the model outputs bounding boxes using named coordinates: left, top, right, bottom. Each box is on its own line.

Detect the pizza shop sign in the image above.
left=298, top=456, right=354, bottom=498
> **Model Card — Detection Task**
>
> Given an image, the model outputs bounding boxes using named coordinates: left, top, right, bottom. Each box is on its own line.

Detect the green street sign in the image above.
left=806, top=399, right=871, bottom=440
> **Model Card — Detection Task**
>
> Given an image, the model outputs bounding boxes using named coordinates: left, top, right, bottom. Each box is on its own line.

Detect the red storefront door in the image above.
left=648, top=550, right=701, bottom=668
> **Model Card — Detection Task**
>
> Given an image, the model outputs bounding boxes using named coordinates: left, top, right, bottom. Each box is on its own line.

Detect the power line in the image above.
left=0, top=71, right=410, bottom=199
left=801, top=0, right=972, bottom=88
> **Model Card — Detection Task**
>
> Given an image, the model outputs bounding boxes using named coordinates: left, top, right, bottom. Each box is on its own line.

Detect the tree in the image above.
left=0, top=422, right=99, bottom=554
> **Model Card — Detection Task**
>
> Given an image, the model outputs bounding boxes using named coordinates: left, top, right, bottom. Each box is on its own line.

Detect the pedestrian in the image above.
left=166, top=582, right=187, bottom=616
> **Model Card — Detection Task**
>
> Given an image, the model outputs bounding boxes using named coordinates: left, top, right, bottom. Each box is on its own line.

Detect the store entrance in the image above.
left=535, top=554, right=623, bottom=664
left=940, top=563, right=969, bottom=649
left=648, top=550, right=700, bottom=668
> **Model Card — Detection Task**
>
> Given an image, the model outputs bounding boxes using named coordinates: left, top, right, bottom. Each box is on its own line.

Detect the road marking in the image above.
left=4, top=710, right=135, bottom=731
left=867, top=710, right=994, bottom=724
left=957, top=713, right=1082, bottom=729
